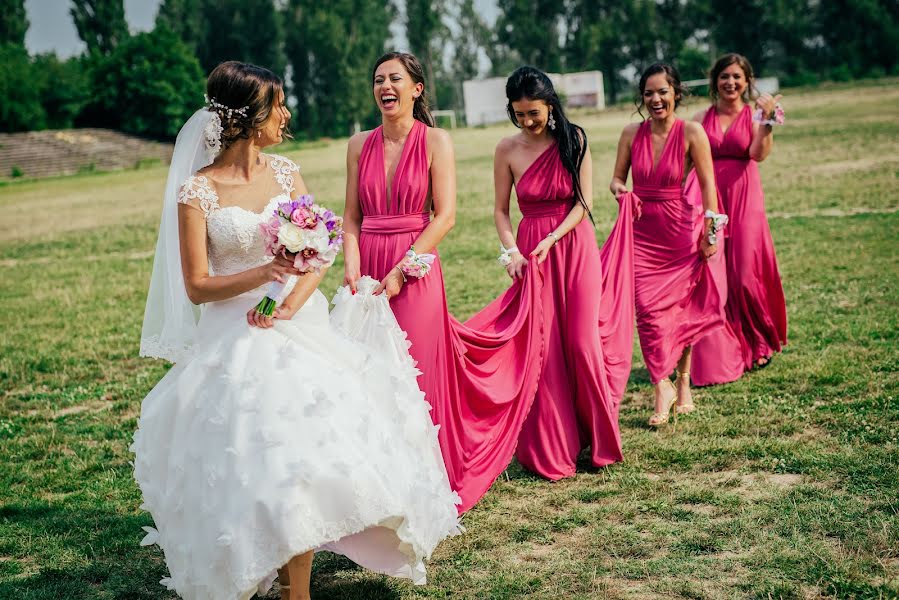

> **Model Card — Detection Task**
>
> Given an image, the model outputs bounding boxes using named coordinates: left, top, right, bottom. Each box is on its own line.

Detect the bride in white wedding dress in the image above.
left=131, top=61, right=461, bottom=600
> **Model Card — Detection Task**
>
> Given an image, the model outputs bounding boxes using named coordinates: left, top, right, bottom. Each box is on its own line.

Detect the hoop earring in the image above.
left=548, top=111, right=556, bottom=131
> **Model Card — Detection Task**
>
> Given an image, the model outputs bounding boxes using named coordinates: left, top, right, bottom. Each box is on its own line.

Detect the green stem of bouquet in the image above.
left=255, top=296, right=277, bottom=317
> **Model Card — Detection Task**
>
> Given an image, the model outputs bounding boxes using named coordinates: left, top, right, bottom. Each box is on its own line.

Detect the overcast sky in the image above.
left=25, top=0, right=500, bottom=59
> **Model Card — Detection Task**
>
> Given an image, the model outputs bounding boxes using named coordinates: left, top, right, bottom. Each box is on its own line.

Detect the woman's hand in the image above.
left=699, top=236, right=718, bottom=260
left=611, top=181, right=629, bottom=197
left=373, top=266, right=405, bottom=298
left=755, top=93, right=783, bottom=120
left=264, top=254, right=301, bottom=283
left=344, top=264, right=361, bottom=294
left=530, top=236, right=556, bottom=265
left=246, top=306, right=274, bottom=329
left=505, top=252, right=528, bottom=280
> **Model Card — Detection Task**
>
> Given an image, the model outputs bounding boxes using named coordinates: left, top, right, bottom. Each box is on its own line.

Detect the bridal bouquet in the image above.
left=255, top=195, right=343, bottom=316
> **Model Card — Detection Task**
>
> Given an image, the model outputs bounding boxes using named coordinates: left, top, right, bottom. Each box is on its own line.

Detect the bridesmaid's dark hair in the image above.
left=635, top=62, right=689, bottom=120
left=709, top=53, right=757, bottom=103
left=505, top=66, right=591, bottom=221
left=206, top=61, right=289, bottom=149
left=372, top=52, right=435, bottom=127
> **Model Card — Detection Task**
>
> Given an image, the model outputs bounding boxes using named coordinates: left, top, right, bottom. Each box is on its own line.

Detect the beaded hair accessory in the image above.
left=201, top=95, right=251, bottom=159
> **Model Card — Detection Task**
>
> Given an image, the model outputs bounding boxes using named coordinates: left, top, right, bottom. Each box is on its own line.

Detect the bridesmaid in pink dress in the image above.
left=493, top=66, right=636, bottom=479
left=343, top=52, right=545, bottom=512
left=690, top=54, right=788, bottom=386
left=610, top=63, right=726, bottom=426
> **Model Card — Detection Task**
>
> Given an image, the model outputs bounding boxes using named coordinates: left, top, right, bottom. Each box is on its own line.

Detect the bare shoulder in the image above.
left=426, top=126, right=453, bottom=151
left=619, top=122, right=641, bottom=142
left=494, top=134, right=519, bottom=157
left=684, top=120, right=708, bottom=141
left=691, top=108, right=709, bottom=123
left=347, top=130, right=374, bottom=156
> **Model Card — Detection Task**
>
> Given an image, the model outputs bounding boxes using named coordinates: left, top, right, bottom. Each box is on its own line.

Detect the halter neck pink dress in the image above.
left=357, top=120, right=545, bottom=512
left=630, top=119, right=726, bottom=383
left=690, top=105, right=788, bottom=385
left=507, top=143, right=637, bottom=480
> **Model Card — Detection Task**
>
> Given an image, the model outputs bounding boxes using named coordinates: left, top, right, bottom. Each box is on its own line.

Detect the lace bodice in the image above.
left=178, top=154, right=300, bottom=277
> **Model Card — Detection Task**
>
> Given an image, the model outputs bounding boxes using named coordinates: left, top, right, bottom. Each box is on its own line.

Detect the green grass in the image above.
left=1, top=81, right=897, bottom=599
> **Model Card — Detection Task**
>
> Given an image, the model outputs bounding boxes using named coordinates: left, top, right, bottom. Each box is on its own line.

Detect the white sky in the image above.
left=24, top=0, right=500, bottom=59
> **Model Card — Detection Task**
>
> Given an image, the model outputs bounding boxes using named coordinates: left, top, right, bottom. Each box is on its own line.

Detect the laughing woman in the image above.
left=689, top=53, right=788, bottom=386
left=609, top=63, right=727, bottom=426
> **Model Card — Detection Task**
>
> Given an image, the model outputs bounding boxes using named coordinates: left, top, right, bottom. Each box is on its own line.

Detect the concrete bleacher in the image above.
left=0, top=129, right=173, bottom=180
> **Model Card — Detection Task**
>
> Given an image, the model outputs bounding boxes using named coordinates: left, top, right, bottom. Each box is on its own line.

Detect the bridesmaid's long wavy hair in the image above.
left=505, top=66, right=591, bottom=221
left=635, top=63, right=689, bottom=120
left=371, top=52, right=435, bottom=127
left=709, top=53, right=758, bottom=103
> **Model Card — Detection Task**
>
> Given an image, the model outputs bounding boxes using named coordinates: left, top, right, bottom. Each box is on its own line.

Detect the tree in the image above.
left=33, top=53, right=90, bottom=129
left=442, top=0, right=491, bottom=113
left=406, top=0, right=450, bottom=106
left=89, top=29, right=204, bottom=138
left=285, top=0, right=395, bottom=137
left=494, top=0, right=565, bottom=72
left=194, top=0, right=285, bottom=76
left=0, top=43, right=45, bottom=132
left=71, top=0, right=129, bottom=55
left=0, top=0, right=28, bottom=46
left=155, top=0, right=204, bottom=55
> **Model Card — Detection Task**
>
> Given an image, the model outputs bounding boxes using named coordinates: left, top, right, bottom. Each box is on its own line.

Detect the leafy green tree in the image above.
left=155, top=0, right=204, bottom=55
left=71, top=0, right=129, bottom=55
left=495, top=0, right=565, bottom=72
left=89, top=29, right=204, bottom=137
left=0, top=0, right=28, bottom=45
left=195, top=0, right=285, bottom=76
left=0, top=43, right=45, bottom=132
left=440, top=0, right=491, bottom=112
left=33, top=53, right=90, bottom=129
left=285, top=0, right=395, bottom=137
left=816, top=0, right=898, bottom=77
left=406, top=0, right=450, bottom=106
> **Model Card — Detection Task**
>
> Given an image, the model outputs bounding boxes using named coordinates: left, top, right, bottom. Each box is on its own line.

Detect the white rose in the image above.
left=277, top=223, right=305, bottom=253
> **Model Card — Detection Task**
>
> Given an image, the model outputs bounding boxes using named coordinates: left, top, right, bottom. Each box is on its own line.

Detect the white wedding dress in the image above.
left=131, top=155, right=461, bottom=600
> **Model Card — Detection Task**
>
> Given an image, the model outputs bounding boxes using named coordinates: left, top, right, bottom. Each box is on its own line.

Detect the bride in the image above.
left=131, top=61, right=461, bottom=600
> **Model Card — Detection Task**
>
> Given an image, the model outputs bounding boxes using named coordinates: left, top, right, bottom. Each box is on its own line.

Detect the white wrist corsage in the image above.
left=401, top=246, right=436, bottom=278
left=497, top=245, right=520, bottom=266
left=704, top=210, right=729, bottom=245
left=753, top=104, right=785, bottom=126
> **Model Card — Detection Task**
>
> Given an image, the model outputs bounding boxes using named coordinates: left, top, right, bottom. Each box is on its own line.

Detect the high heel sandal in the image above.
left=674, top=370, right=695, bottom=415
left=648, top=379, right=678, bottom=427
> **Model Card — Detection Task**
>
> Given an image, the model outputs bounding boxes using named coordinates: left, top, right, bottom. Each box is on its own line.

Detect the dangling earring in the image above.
left=548, top=111, right=556, bottom=131
left=257, top=129, right=262, bottom=138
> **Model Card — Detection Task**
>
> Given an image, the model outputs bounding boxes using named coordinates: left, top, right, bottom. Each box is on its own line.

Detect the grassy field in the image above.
left=0, top=79, right=897, bottom=599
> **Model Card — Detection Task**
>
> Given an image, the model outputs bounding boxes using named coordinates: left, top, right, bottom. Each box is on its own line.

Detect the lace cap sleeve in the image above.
left=267, top=154, right=301, bottom=195
left=177, top=175, right=220, bottom=217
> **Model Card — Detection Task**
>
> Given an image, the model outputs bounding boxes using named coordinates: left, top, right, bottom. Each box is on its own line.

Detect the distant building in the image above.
left=463, top=71, right=605, bottom=127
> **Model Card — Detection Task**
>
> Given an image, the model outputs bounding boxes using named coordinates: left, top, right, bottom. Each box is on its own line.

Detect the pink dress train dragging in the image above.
left=357, top=120, right=545, bottom=512
left=690, top=105, right=788, bottom=385
left=630, top=119, right=726, bottom=383
left=506, top=143, right=637, bottom=480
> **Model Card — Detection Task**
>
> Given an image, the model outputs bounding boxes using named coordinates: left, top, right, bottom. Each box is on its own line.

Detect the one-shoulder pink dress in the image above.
left=690, top=105, right=788, bottom=385
left=357, top=120, right=545, bottom=512
left=630, top=119, right=726, bottom=383
left=508, top=143, right=636, bottom=480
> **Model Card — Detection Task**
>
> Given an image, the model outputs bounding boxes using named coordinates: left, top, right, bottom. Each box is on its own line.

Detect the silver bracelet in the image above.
left=545, top=231, right=559, bottom=243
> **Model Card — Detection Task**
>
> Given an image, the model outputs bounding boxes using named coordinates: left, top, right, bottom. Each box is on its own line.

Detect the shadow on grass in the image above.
left=0, top=504, right=401, bottom=600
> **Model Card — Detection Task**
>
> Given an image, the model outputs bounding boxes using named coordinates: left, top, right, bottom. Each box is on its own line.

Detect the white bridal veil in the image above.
left=139, top=109, right=219, bottom=362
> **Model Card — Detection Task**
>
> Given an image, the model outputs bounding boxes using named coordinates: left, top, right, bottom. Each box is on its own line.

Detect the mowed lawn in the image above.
left=0, top=79, right=897, bottom=599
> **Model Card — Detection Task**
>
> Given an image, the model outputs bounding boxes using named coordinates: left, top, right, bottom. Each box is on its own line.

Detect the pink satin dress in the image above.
left=357, top=120, right=545, bottom=512
left=508, top=143, right=637, bottom=480
left=690, top=105, right=788, bottom=385
left=630, top=119, right=726, bottom=383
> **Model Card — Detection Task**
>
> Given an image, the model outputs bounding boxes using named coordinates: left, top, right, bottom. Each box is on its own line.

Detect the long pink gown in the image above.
left=511, top=143, right=636, bottom=480
left=630, top=119, right=726, bottom=383
left=357, top=121, right=638, bottom=508
left=357, top=120, right=545, bottom=512
left=690, top=105, right=788, bottom=385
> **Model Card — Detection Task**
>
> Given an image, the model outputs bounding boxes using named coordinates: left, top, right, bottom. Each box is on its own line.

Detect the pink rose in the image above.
left=290, top=207, right=317, bottom=229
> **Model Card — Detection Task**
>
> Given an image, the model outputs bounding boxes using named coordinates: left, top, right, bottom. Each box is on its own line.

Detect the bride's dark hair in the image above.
left=505, top=66, right=591, bottom=221
left=371, top=52, right=435, bottom=127
left=206, top=61, right=288, bottom=149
